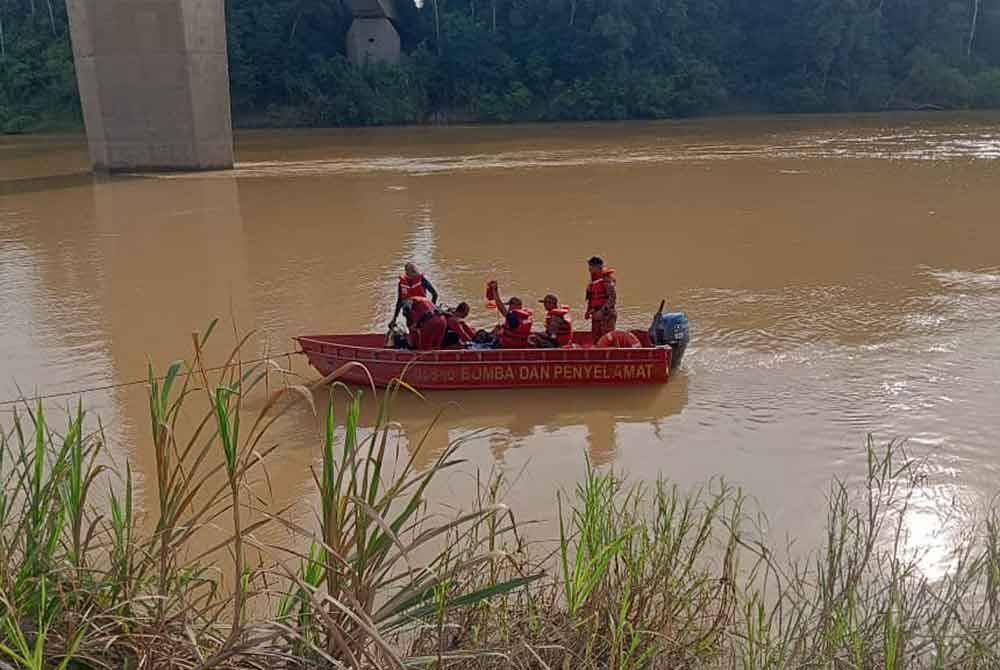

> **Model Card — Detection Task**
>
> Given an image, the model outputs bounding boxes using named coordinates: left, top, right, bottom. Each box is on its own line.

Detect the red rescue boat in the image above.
left=296, top=330, right=677, bottom=390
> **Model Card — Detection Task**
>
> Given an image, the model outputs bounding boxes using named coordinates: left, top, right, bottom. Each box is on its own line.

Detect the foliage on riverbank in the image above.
left=4, top=0, right=1000, bottom=132
left=0, top=4, right=78, bottom=134
left=2, top=331, right=1000, bottom=668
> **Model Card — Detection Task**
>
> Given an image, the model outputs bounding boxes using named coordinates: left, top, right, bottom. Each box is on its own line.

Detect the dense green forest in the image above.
left=2, top=0, right=1000, bottom=131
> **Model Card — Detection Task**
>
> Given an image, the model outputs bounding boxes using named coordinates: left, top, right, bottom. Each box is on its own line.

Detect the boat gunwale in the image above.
left=295, top=334, right=672, bottom=368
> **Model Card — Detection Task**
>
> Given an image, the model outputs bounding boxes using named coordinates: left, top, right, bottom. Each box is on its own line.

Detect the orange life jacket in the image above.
left=485, top=281, right=498, bottom=309
left=545, top=306, right=574, bottom=347
left=596, top=330, right=641, bottom=349
left=399, top=273, right=427, bottom=300
left=500, top=308, right=533, bottom=349
left=586, top=269, right=616, bottom=310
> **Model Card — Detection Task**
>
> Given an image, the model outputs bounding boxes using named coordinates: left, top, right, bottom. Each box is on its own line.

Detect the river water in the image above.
left=2, top=112, right=999, bottom=573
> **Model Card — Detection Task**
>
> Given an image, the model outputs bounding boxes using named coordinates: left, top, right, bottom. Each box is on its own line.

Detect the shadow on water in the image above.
left=0, top=172, right=155, bottom=197
left=301, top=371, right=690, bottom=470
left=0, top=173, right=97, bottom=196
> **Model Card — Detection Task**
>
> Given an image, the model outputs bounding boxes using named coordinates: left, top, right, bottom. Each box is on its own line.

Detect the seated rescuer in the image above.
left=443, top=302, right=477, bottom=347
left=488, top=281, right=533, bottom=349
left=529, top=294, right=574, bottom=348
left=402, top=296, right=448, bottom=350
left=390, top=262, right=438, bottom=329
left=584, top=255, right=617, bottom=342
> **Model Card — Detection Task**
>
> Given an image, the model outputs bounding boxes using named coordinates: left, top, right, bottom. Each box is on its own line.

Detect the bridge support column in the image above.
left=345, top=0, right=401, bottom=66
left=67, top=0, right=234, bottom=173
left=346, top=18, right=401, bottom=66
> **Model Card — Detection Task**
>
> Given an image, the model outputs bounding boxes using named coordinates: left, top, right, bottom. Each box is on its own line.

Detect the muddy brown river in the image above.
left=2, top=112, right=999, bottom=575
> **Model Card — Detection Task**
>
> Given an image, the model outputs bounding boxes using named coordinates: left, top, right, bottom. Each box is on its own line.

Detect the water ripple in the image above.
left=139, top=124, right=1000, bottom=180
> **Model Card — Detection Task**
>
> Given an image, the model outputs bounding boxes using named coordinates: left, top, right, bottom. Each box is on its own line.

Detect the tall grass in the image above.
left=0, top=328, right=534, bottom=669
left=1, top=330, right=999, bottom=668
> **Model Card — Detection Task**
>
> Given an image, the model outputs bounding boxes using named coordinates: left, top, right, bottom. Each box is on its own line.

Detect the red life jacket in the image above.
left=405, top=296, right=437, bottom=328
left=546, top=306, right=574, bottom=347
left=407, top=296, right=446, bottom=350
left=500, top=308, right=533, bottom=349
left=410, top=314, right=447, bottom=350
left=586, top=269, right=616, bottom=310
left=399, top=273, right=427, bottom=300
left=446, top=314, right=476, bottom=343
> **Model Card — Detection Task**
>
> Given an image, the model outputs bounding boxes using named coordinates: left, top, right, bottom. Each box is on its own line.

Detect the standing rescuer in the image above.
left=585, top=256, right=617, bottom=342
left=391, top=262, right=438, bottom=329
left=402, top=296, right=448, bottom=350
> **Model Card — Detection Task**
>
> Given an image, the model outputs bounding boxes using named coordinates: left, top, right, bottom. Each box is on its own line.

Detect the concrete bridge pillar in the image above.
left=346, top=0, right=401, bottom=66
left=66, top=0, right=234, bottom=173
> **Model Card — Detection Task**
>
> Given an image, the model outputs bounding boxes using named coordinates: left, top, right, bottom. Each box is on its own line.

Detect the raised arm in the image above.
left=490, top=282, right=509, bottom=317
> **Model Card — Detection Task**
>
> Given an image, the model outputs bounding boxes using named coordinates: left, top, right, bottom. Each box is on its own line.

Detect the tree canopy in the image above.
left=2, top=0, right=999, bottom=131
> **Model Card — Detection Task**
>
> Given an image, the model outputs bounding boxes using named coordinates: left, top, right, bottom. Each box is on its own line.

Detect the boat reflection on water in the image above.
left=301, top=370, right=690, bottom=470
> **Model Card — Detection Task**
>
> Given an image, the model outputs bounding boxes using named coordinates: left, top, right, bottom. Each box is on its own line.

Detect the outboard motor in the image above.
left=651, top=311, right=690, bottom=369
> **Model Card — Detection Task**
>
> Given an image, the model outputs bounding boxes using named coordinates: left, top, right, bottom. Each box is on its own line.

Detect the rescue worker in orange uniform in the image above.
left=443, top=302, right=477, bottom=347
left=391, top=263, right=438, bottom=329
left=530, top=293, right=574, bottom=348
left=584, top=256, right=617, bottom=342
left=402, top=296, right=448, bottom=350
left=487, top=281, right=533, bottom=349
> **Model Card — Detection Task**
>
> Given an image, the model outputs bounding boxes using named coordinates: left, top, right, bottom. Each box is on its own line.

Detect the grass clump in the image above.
left=0, top=327, right=532, bottom=669
left=1, top=327, right=999, bottom=668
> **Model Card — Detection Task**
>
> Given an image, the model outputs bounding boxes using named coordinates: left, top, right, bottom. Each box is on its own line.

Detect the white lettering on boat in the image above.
left=404, top=362, right=659, bottom=385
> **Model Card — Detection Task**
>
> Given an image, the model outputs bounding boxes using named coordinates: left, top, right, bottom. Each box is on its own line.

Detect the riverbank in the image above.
left=7, top=0, right=1000, bottom=139
left=2, top=333, right=998, bottom=669
left=8, top=99, right=1000, bottom=139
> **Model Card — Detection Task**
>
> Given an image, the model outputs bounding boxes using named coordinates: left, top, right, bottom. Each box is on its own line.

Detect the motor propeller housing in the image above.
left=651, top=312, right=691, bottom=369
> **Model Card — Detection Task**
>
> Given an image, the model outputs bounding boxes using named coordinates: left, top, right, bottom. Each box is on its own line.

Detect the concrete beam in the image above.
left=346, top=0, right=399, bottom=22
left=67, top=0, right=234, bottom=173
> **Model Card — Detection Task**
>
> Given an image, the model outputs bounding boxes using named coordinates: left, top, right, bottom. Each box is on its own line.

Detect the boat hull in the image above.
left=295, top=332, right=673, bottom=390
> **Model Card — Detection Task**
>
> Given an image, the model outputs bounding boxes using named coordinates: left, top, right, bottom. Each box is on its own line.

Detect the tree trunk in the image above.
left=569, top=0, right=576, bottom=26
left=0, top=9, right=5, bottom=59
left=967, top=0, right=981, bottom=58
left=433, top=0, right=441, bottom=54
left=491, top=0, right=497, bottom=33
left=46, top=0, right=55, bottom=34
left=289, top=8, right=302, bottom=43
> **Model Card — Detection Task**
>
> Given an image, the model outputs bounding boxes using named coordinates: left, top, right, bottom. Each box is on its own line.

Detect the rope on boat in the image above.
left=0, top=350, right=303, bottom=410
